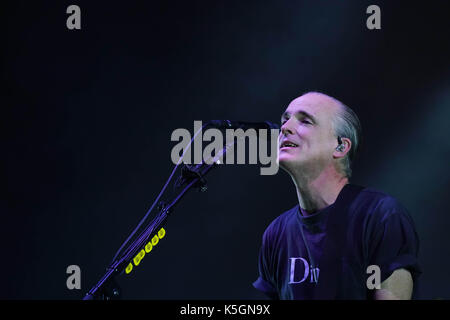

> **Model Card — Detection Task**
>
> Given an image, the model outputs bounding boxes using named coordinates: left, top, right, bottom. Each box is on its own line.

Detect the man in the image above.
left=253, top=92, right=421, bottom=300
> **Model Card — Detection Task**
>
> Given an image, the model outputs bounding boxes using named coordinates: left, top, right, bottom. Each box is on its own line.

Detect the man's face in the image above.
left=278, top=93, right=340, bottom=175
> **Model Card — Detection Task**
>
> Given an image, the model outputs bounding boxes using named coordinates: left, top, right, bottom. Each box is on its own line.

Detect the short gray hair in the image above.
left=300, top=91, right=362, bottom=178
left=333, top=102, right=362, bottom=178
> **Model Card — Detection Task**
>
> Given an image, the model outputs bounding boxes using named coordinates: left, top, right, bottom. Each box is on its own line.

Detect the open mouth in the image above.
left=279, top=141, right=299, bottom=149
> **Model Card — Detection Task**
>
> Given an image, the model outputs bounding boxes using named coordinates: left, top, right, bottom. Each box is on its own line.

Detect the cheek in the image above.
left=277, top=135, right=283, bottom=148
left=304, top=133, right=333, bottom=154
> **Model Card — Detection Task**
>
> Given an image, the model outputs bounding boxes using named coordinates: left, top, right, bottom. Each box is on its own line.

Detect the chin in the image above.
left=278, top=150, right=300, bottom=163
left=278, top=155, right=301, bottom=171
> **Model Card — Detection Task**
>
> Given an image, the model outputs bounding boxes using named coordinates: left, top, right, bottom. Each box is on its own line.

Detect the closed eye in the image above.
left=281, top=110, right=317, bottom=127
left=281, top=119, right=311, bottom=126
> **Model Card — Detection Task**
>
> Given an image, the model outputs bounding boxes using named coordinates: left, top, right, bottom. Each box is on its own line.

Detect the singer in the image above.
left=253, top=92, right=421, bottom=300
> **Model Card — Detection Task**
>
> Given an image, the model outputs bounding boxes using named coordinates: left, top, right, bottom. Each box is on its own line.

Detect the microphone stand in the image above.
left=83, top=144, right=229, bottom=300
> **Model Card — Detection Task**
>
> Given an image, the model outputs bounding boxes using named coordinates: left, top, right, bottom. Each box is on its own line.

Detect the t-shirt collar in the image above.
left=296, top=183, right=351, bottom=226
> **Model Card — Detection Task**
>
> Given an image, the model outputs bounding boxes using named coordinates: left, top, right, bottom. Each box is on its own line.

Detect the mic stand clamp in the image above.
left=177, top=164, right=210, bottom=192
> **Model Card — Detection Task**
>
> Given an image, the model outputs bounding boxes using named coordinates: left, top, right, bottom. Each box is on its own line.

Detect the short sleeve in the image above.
left=368, top=206, right=422, bottom=287
left=253, top=230, right=279, bottom=300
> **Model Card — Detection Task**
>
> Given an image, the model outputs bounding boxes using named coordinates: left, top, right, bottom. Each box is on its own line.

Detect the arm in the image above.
left=366, top=198, right=421, bottom=300
left=374, top=268, right=413, bottom=300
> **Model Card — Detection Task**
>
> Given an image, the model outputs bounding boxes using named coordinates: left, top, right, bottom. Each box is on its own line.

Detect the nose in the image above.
left=280, top=118, right=294, bottom=136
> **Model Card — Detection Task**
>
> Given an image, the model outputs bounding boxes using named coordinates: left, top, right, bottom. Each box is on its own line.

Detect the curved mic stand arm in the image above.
left=82, top=143, right=230, bottom=300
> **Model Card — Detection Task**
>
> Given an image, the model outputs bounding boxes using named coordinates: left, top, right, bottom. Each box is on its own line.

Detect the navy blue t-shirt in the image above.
left=253, top=184, right=421, bottom=299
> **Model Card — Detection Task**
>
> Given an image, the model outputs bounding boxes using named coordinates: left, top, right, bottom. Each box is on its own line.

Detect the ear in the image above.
left=333, top=137, right=352, bottom=159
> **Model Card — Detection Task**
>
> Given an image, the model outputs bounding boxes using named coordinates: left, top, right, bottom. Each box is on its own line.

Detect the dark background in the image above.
left=2, top=0, right=449, bottom=300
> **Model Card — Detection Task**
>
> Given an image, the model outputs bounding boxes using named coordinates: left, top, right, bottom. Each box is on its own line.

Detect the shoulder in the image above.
left=261, top=205, right=298, bottom=242
left=358, top=187, right=405, bottom=210
left=352, top=185, right=414, bottom=225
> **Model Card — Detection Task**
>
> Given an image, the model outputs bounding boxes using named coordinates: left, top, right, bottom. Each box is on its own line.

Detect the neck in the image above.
left=291, top=166, right=349, bottom=216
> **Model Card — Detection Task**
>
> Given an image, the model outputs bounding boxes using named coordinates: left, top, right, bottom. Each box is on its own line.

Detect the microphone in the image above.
left=207, top=120, right=280, bottom=130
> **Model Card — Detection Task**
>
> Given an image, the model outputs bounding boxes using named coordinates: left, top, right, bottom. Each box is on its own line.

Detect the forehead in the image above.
left=283, top=93, right=341, bottom=122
